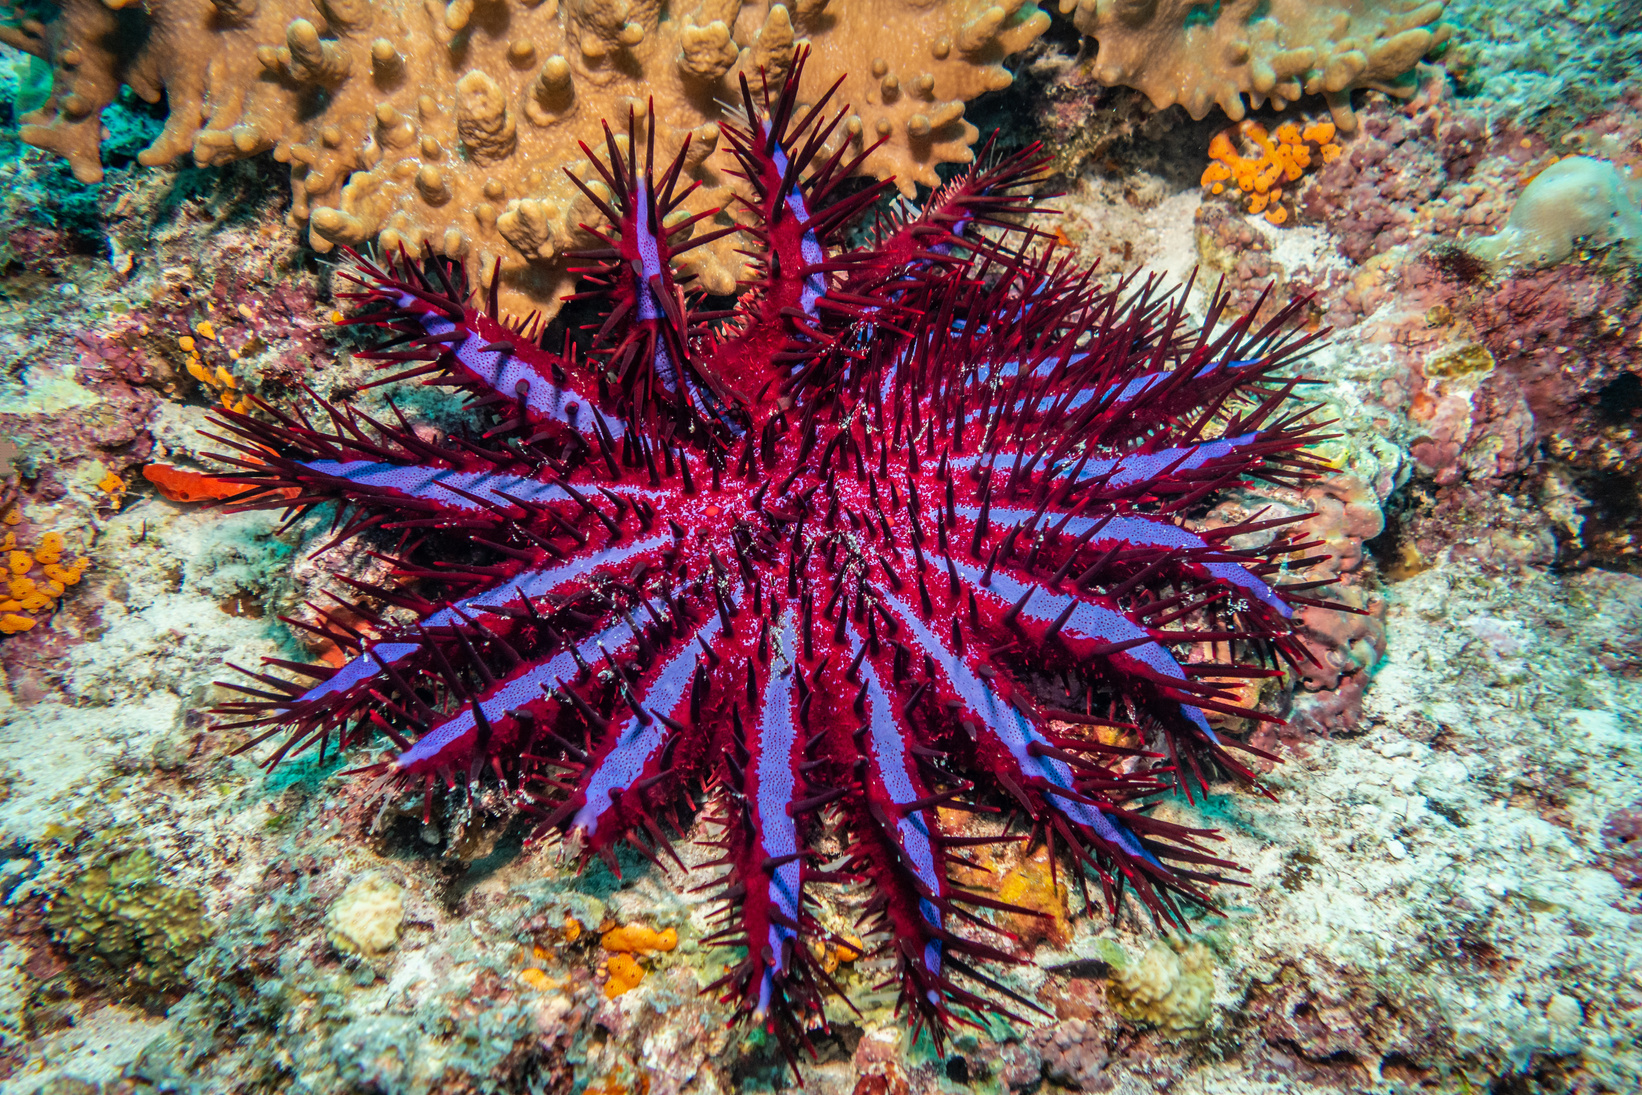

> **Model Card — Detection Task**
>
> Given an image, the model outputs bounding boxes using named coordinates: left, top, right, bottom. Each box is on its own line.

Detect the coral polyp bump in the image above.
left=210, top=65, right=1341, bottom=1057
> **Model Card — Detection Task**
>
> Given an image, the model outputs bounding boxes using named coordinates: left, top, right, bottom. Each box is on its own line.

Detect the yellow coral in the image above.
left=43, top=560, right=87, bottom=587
left=12, top=0, right=1050, bottom=317
left=995, top=844, right=1073, bottom=948
left=325, top=874, right=405, bottom=957
left=596, top=921, right=676, bottom=997
left=34, top=530, right=64, bottom=563
left=1107, top=938, right=1215, bottom=1036
left=1201, top=119, right=1340, bottom=225
left=1061, top=0, right=1449, bottom=133
left=177, top=321, right=250, bottom=414
left=817, top=933, right=865, bottom=975
left=518, top=967, right=561, bottom=992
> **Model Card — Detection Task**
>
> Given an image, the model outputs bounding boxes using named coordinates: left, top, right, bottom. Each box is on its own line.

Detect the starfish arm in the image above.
left=555, top=584, right=737, bottom=854
left=339, top=249, right=628, bottom=445
left=564, top=117, right=726, bottom=425
left=867, top=581, right=1226, bottom=929
left=389, top=606, right=663, bottom=784
left=708, top=605, right=837, bottom=1032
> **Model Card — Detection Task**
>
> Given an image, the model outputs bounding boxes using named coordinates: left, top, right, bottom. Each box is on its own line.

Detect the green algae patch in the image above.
left=46, top=838, right=209, bottom=1005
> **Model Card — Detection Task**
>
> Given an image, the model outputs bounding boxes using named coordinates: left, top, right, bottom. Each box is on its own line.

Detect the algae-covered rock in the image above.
left=325, top=873, right=405, bottom=957
left=1105, top=937, right=1215, bottom=1037
left=1467, top=156, right=1642, bottom=269
left=45, top=838, right=208, bottom=1004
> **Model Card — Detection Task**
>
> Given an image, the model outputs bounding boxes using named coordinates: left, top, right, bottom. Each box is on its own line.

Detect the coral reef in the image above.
left=1060, top=0, right=1451, bottom=131
left=1442, top=0, right=1642, bottom=126
left=0, top=3, right=1639, bottom=1092
left=324, top=873, right=404, bottom=957
left=1601, top=800, right=1642, bottom=890
left=1193, top=81, right=1642, bottom=569
left=1281, top=474, right=1388, bottom=731
left=5, top=0, right=1049, bottom=314
left=1105, top=936, right=1214, bottom=1036
left=1025, top=1016, right=1110, bottom=1089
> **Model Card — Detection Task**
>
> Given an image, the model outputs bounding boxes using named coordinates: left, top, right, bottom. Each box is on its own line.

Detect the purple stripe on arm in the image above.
left=289, top=641, right=421, bottom=707
left=394, top=613, right=642, bottom=771
left=752, top=608, right=803, bottom=1014
left=951, top=432, right=1259, bottom=484
left=771, top=145, right=829, bottom=317
left=401, top=297, right=625, bottom=441
left=844, top=624, right=945, bottom=986
left=949, top=559, right=1217, bottom=743
left=963, top=506, right=1291, bottom=618
left=300, top=461, right=569, bottom=512
left=1099, top=360, right=1239, bottom=411
left=631, top=178, right=665, bottom=326
left=1076, top=432, right=1258, bottom=489
left=570, top=603, right=729, bottom=838
left=423, top=535, right=670, bottom=629
left=278, top=538, right=670, bottom=724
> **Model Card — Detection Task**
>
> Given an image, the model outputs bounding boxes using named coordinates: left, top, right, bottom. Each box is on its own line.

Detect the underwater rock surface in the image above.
left=0, top=2, right=1638, bottom=1094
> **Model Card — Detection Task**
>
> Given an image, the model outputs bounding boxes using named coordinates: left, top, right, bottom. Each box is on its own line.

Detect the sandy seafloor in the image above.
left=0, top=5, right=1639, bottom=1095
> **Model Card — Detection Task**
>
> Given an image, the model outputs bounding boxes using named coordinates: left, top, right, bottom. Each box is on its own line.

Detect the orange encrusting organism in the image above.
left=1201, top=119, right=1342, bottom=226
left=143, top=463, right=253, bottom=504
left=180, top=320, right=251, bottom=415
left=143, top=461, right=302, bottom=505
left=598, top=922, right=678, bottom=999
left=0, top=521, right=89, bottom=634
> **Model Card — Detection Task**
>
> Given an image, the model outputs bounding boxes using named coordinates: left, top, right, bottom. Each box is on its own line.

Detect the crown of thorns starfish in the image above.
left=211, top=57, right=1345, bottom=1066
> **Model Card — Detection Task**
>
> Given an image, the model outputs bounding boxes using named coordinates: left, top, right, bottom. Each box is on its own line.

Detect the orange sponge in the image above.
left=1201, top=119, right=1342, bottom=226
left=0, top=518, right=88, bottom=635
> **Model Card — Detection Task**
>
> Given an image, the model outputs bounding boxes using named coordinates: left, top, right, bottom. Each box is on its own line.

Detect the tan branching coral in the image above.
left=1059, top=0, right=1449, bottom=132
left=5, top=0, right=1048, bottom=311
